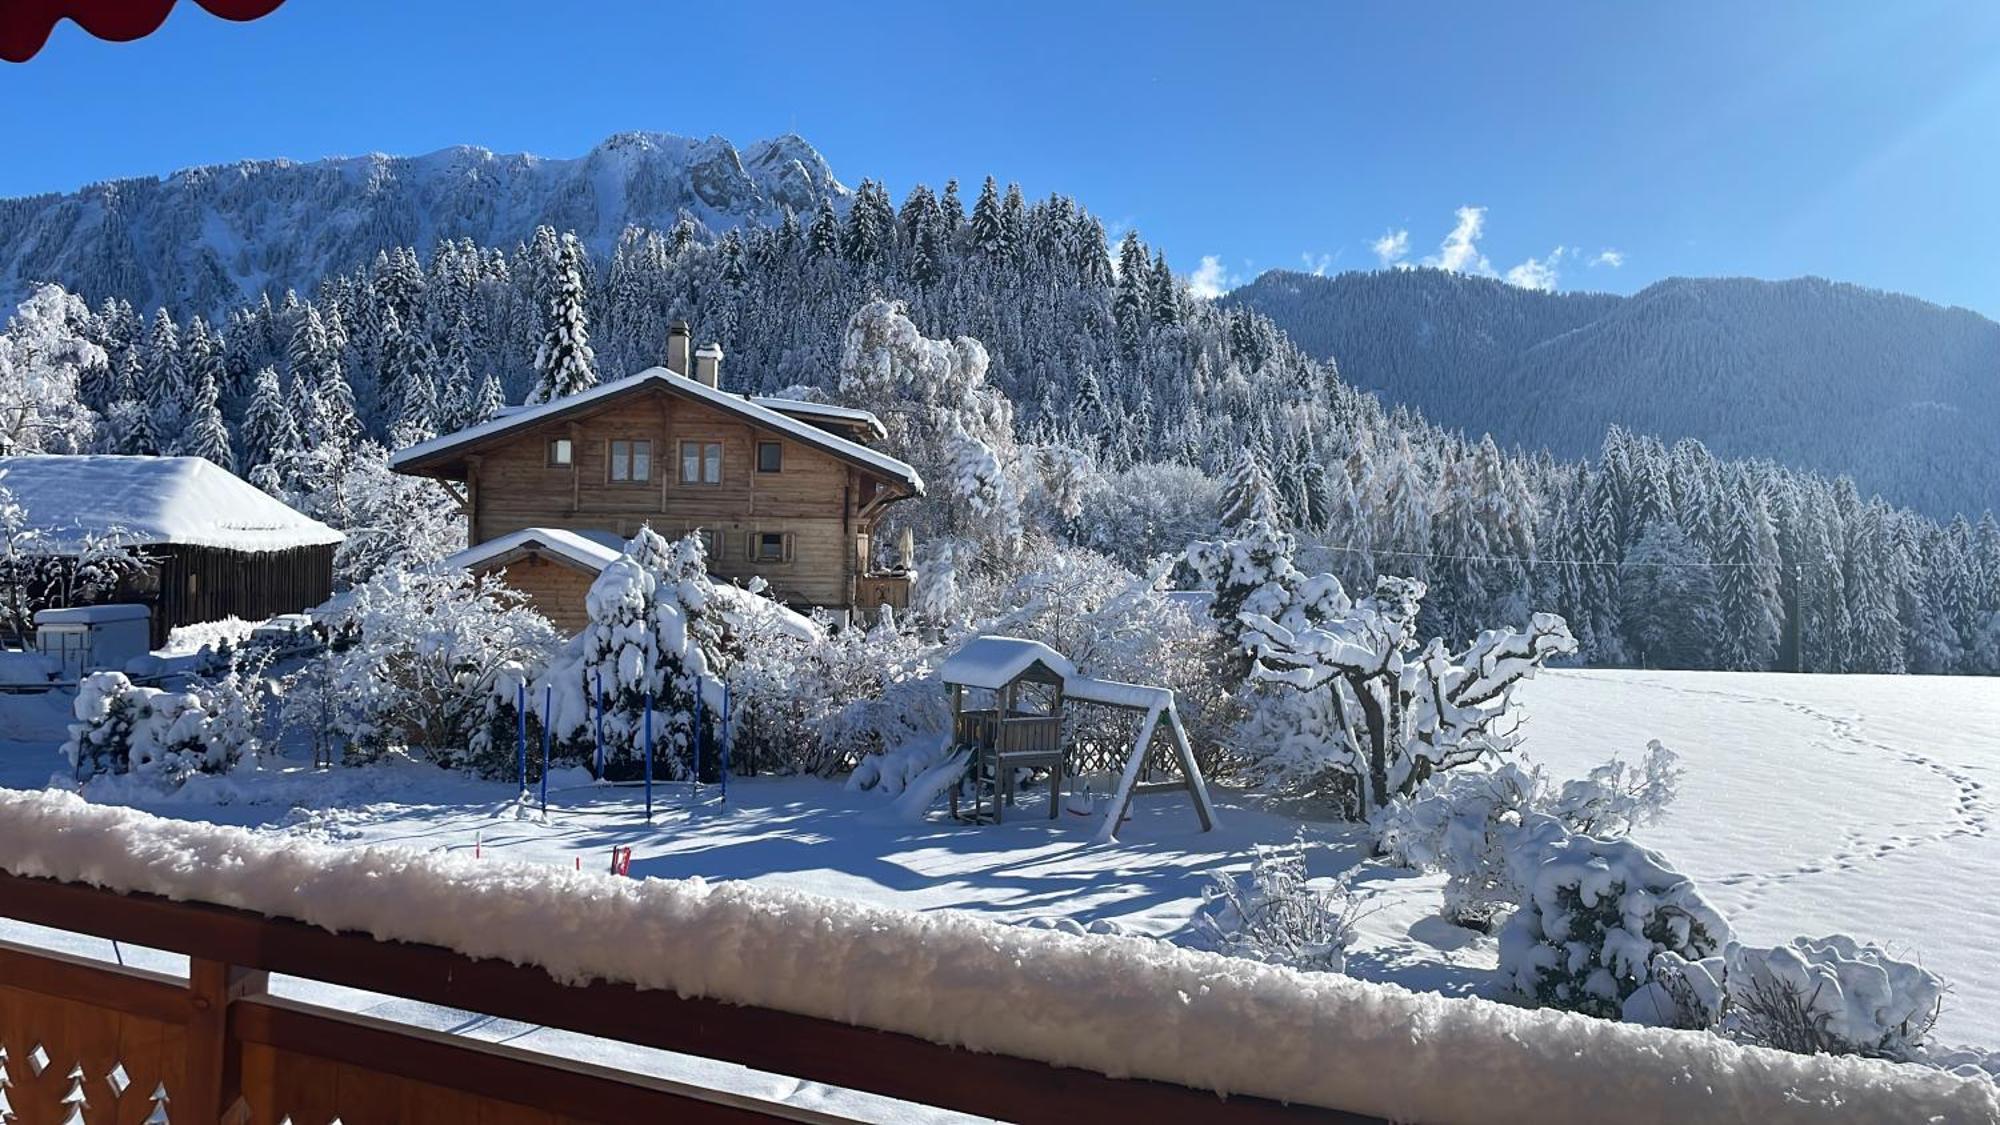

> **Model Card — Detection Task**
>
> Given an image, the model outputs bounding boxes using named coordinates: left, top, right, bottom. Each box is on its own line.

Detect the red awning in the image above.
left=1, top=0, right=285, bottom=63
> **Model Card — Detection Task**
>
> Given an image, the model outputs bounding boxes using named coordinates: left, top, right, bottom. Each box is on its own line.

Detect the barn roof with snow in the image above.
left=390, top=368, right=923, bottom=493
left=938, top=636, right=1077, bottom=690
left=0, top=456, right=344, bottom=552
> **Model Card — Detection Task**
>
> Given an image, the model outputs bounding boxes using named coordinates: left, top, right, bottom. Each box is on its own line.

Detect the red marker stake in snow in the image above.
left=610, top=846, right=633, bottom=876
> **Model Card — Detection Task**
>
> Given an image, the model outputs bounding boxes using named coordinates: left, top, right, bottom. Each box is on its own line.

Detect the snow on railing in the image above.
left=0, top=788, right=1992, bottom=1124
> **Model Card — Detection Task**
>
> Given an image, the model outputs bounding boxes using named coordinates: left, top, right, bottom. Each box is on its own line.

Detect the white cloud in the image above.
left=1185, top=254, right=1237, bottom=299
left=1424, top=206, right=1493, bottom=275
left=1505, top=255, right=1561, bottom=292
left=1370, top=229, right=1410, bottom=268
left=1301, top=251, right=1339, bottom=276
left=1592, top=249, right=1625, bottom=268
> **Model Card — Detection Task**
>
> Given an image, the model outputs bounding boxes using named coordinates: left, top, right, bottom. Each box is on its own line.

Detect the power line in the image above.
left=1305, top=542, right=1786, bottom=571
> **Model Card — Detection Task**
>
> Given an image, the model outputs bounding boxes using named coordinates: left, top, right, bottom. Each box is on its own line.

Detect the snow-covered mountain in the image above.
left=0, top=131, right=848, bottom=318
left=1225, top=268, right=2000, bottom=518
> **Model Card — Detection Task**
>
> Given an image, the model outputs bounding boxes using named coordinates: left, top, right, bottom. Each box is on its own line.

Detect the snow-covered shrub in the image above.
left=1725, top=936, right=1944, bottom=1060
left=61, top=671, right=250, bottom=785
left=1621, top=949, right=1729, bottom=1030
left=310, top=565, right=562, bottom=762
left=741, top=608, right=944, bottom=780
left=1379, top=742, right=1682, bottom=929
left=1499, top=833, right=1731, bottom=1019
left=1190, top=835, right=1372, bottom=974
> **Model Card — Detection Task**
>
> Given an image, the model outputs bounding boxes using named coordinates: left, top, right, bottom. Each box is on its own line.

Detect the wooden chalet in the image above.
left=392, top=324, right=923, bottom=627
left=0, top=455, right=342, bottom=647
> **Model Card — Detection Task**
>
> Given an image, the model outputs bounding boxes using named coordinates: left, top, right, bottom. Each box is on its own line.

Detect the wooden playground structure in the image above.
left=939, top=636, right=1216, bottom=840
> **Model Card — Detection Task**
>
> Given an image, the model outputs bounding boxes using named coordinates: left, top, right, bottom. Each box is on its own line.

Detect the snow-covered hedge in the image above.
left=0, top=790, right=1989, bottom=1124
left=1498, top=833, right=1732, bottom=1020
left=60, top=671, right=252, bottom=784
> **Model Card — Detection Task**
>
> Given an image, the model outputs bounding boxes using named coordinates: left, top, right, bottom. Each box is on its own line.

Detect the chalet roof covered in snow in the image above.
left=0, top=456, right=343, bottom=553
left=390, top=369, right=922, bottom=493
left=939, top=636, right=1077, bottom=690
left=750, top=396, right=889, bottom=441
left=441, top=526, right=621, bottom=573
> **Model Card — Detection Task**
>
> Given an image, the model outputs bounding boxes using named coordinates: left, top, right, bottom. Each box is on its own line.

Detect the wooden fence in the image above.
left=0, top=872, right=1386, bottom=1124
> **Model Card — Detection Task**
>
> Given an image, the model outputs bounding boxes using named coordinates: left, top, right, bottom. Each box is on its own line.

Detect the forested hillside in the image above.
left=0, top=131, right=847, bottom=318
left=1226, top=268, right=2000, bottom=517
left=4, top=136, right=1999, bottom=675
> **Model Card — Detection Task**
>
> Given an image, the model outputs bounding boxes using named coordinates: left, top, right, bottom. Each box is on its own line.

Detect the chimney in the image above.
left=693, top=342, right=723, bottom=389
left=666, top=320, right=691, bottom=376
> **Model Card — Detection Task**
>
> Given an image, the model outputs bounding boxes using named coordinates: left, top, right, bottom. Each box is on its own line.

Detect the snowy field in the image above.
left=3, top=667, right=1997, bottom=1064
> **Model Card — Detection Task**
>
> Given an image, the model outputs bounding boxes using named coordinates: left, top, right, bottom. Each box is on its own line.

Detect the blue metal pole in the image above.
left=643, top=692, right=654, bottom=822
left=540, top=685, right=553, bottom=814
left=693, top=689, right=703, bottom=799
left=592, top=670, right=605, bottom=779
left=720, top=682, right=731, bottom=804
left=515, top=681, right=527, bottom=792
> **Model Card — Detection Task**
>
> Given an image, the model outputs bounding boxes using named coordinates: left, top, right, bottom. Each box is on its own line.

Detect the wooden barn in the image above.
left=0, top=455, right=343, bottom=647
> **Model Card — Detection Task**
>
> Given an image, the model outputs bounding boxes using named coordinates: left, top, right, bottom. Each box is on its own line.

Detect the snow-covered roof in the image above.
left=33, top=604, right=150, bottom=625
left=391, top=369, right=922, bottom=493
left=750, top=396, right=889, bottom=440
left=0, top=456, right=344, bottom=552
left=939, top=635, right=1077, bottom=690
left=441, top=526, right=622, bottom=573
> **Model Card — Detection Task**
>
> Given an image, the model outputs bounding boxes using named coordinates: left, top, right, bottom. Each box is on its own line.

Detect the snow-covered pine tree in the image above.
left=182, top=359, right=235, bottom=471
left=1619, top=520, right=1721, bottom=669
left=1219, top=448, right=1283, bottom=532
left=1715, top=484, right=1783, bottom=670
left=471, top=371, right=507, bottom=422
left=142, top=308, right=187, bottom=445
left=239, top=366, right=298, bottom=476
left=527, top=233, right=597, bottom=404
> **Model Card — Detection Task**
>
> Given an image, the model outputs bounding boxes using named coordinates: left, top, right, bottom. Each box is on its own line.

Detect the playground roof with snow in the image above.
left=0, top=455, right=344, bottom=553
left=939, top=636, right=1076, bottom=690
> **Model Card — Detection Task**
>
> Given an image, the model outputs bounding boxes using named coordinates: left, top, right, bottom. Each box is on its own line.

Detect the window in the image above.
left=680, top=440, right=723, bottom=484
left=548, top=438, right=573, bottom=466
left=697, top=528, right=723, bottom=558
left=754, top=532, right=791, bottom=563
left=757, top=441, right=783, bottom=473
left=608, top=439, right=651, bottom=483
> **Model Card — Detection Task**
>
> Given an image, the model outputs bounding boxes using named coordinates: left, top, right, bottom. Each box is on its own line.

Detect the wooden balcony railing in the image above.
left=853, top=571, right=912, bottom=613
left=0, top=871, right=1383, bottom=1124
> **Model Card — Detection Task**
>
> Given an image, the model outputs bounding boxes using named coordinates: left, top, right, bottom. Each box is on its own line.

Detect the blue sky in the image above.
left=7, top=1, right=2000, bottom=313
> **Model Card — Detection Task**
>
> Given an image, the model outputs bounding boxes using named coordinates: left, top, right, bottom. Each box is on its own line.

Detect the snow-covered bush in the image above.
left=741, top=608, right=944, bottom=780
left=61, top=671, right=251, bottom=784
left=310, top=565, right=562, bottom=762
left=1499, top=833, right=1731, bottom=1019
left=1190, top=835, right=1372, bottom=974
left=1379, top=742, right=1682, bottom=929
left=1623, top=936, right=1946, bottom=1062
left=1730, top=937, right=1943, bottom=1059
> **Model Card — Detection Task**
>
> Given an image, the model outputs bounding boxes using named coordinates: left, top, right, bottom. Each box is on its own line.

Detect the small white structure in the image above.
left=938, top=635, right=1216, bottom=839
left=35, top=604, right=151, bottom=682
